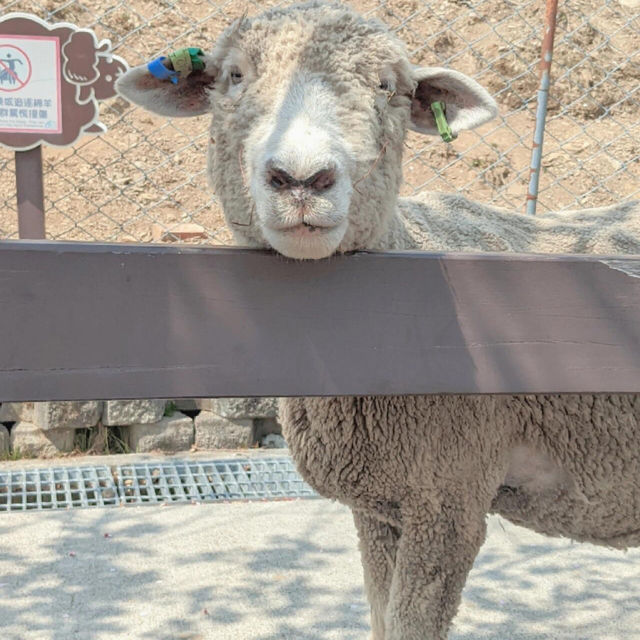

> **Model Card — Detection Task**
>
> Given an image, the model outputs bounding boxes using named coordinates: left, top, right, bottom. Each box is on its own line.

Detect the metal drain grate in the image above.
left=115, top=457, right=316, bottom=505
left=0, top=466, right=117, bottom=512
left=0, top=457, right=316, bottom=512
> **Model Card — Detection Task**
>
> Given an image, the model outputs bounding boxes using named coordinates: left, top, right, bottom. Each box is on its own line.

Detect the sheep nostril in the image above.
left=308, top=168, right=336, bottom=192
left=267, top=168, right=293, bottom=191
left=267, top=164, right=336, bottom=193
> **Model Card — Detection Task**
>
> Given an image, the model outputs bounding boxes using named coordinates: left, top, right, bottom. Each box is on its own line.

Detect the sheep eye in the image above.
left=230, top=69, right=244, bottom=85
left=379, top=80, right=392, bottom=92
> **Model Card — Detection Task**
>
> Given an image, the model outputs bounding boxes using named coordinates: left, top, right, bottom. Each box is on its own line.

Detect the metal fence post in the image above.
left=526, top=0, right=559, bottom=215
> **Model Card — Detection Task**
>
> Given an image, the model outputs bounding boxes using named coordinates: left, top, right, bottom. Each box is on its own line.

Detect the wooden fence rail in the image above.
left=1, top=241, right=639, bottom=402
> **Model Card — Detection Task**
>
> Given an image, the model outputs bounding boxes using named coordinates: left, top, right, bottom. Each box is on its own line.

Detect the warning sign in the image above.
left=0, top=35, right=61, bottom=134
left=0, top=44, right=32, bottom=90
left=0, top=14, right=126, bottom=150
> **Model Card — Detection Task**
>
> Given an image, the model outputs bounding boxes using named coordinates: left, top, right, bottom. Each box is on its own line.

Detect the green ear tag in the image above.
left=187, top=47, right=205, bottom=72
left=430, top=101, right=456, bottom=143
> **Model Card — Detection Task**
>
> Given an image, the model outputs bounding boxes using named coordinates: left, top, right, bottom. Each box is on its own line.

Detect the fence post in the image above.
left=15, top=146, right=46, bottom=239
left=526, top=0, right=559, bottom=216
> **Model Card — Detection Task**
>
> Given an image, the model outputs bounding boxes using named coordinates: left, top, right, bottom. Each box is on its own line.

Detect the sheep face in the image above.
left=117, top=1, right=497, bottom=259
left=223, top=60, right=368, bottom=260
left=210, top=5, right=419, bottom=260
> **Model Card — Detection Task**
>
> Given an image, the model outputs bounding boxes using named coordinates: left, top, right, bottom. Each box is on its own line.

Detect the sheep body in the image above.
left=394, top=192, right=640, bottom=254
left=280, top=194, right=640, bottom=639
left=115, top=3, right=640, bottom=638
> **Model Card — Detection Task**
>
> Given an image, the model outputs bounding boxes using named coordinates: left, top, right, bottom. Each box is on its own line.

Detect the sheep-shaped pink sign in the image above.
left=0, top=13, right=127, bottom=151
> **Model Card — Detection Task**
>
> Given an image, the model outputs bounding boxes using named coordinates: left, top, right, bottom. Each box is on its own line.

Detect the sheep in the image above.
left=116, top=2, right=640, bottom=638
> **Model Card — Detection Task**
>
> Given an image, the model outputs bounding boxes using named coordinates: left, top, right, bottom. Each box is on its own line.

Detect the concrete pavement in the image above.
left=0, top=481, right=639, bottom=639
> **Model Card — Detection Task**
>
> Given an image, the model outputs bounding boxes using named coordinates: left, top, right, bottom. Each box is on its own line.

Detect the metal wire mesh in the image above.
left=0, top=457, right=316, bottom=512
left=114, top=457, right=316, bottom=505
left=0, top=465, right=118, bottom=511
left=0, top=0, right=638, bottom=242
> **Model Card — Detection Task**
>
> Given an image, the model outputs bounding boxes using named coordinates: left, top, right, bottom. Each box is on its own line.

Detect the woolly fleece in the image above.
left=117, top=3, right=640, bottom=639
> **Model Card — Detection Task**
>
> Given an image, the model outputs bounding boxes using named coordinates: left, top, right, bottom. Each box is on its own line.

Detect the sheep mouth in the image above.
left=263, top=219, right=347, bottom=259
left=279, top=222, right=337, bottom=235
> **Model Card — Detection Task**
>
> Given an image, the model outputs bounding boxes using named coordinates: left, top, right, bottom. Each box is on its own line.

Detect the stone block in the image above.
left=0, top=403, right=17, bottom=423
left=10, top=422, right=75, bottom=458
left=128, top=412, right=194, bottom=453
left=0, top=425, right=9, bottom=454
left=152, top=222, right=208, bottom=242
left=197, top=397, right=278, bottom=419
left=252, top=417, right=282, bottom=442
left=261, top=434, right=288, bottom=449
left=0, top=402, right=34, bottom=423
left=33, top=401, right=102, bottom=431
left=103, top=400, right=166, bottom=426
left=194, top=412, right=253, bottom=449
left=171, top=398, right=199, bottom=412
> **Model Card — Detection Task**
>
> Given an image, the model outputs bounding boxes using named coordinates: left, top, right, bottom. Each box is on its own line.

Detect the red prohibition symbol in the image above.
left=0, top=44, right=33, bottom=92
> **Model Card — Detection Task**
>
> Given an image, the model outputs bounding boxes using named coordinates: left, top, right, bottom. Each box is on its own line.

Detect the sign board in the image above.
left=0, top=13, right=127, bottom=151
left=0, top=37, right=62, bottom=134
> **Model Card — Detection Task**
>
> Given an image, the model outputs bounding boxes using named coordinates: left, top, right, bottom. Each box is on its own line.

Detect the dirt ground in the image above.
left=1, top=0, right=639, bottom=243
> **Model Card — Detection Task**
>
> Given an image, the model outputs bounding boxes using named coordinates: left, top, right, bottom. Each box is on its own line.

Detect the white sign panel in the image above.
left=0, top=35, right=62, bottom=134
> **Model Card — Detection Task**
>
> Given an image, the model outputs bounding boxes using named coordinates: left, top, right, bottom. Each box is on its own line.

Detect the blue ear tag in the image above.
left=147, top=56, right=179, bottom=84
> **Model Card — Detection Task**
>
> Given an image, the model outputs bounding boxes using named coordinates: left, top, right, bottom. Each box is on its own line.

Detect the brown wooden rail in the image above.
left=0, top=241, right=639, bottom=401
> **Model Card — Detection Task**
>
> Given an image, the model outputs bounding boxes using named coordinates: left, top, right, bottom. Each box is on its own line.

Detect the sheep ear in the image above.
left=115, top=57, right=217, bottom=118
left=409, top=67, right=497, bottom=136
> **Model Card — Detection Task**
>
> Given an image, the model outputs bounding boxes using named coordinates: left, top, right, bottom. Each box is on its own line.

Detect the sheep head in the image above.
left=117, top=1, right=497, bottom=259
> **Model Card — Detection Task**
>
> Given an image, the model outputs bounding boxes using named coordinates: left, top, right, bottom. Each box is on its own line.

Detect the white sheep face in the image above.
left=116, top=1, right=498, bottom=259
left=241, top=72, right=355, bottom=259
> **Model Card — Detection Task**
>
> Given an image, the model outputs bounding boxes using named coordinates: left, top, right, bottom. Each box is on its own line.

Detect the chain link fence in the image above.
left=1, top=0, right=639, bottom=243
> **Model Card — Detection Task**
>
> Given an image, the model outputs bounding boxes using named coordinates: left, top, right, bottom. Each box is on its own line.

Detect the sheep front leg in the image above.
left=384, top=499, right=488, bottom=640
left=353, top=510, right=400, bottom=640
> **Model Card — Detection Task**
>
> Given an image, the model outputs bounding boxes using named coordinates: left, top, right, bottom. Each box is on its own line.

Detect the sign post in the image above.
left=15, top=146, right=45, bottom=238
left=0, top=13, right=127, bottom=238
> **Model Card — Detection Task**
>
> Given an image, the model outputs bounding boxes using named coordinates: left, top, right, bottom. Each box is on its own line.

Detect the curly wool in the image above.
left=278, top=192, right=640, bottom=640
left=116, top=2, right=640, bottom=638
left=227, top=8, right=640, bottom=640
left=219, top=6, right=640, bottom=639
left=281, top=390, right=640, bottom=639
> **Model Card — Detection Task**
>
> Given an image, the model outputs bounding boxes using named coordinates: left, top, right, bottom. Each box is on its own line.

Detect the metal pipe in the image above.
left=526, top=0, right=559, bottom=215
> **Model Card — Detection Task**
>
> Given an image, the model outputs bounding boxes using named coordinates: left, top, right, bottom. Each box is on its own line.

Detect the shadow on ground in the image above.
left=0, top=502, right=639, bottom=639
left=0, top=500, right=368, bottom=640
left=453, top=518, right=640, bottom=639
left=0, top=512, right=161, bottom=640
left=138, top=505, right=368, bottom=640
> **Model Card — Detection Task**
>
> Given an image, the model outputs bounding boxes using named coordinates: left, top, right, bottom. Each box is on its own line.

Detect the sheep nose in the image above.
left=267, top=164, right=336, bottom=193
left=305, top=167, right=336, bottom=191
left=267, top=166, right=295, bottom=191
